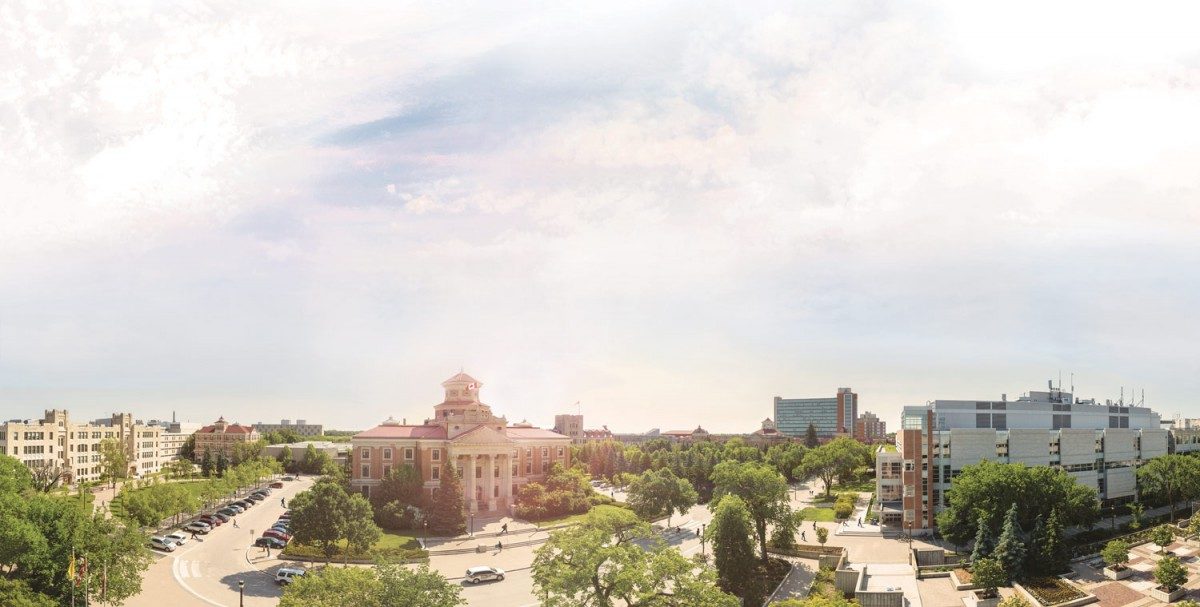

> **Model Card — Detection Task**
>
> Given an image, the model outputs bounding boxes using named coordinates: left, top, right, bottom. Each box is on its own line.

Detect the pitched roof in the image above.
left=197, top=422, right=255, bottom=434
left=354, top=425, right=448, bottom=439
left=442, top=372, right=480, bottom=385
left=505, top=427, right=570, bottom=440
left=452, top=425, right=514, bottom=445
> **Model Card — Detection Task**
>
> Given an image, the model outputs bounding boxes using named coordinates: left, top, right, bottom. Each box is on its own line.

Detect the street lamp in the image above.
left=701, top=523, right=707, bottom=556
left=238, top=580, right=245, bottom=607
left=469, top=513, right=474, bottom=537
left=424, top=521, right=429, bottom=547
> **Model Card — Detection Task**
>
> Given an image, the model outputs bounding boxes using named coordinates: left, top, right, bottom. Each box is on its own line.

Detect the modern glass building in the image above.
left=773, top=388, right=857, bottom=437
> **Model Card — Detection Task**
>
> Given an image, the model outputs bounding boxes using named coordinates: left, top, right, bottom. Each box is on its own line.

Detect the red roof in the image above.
left=197, top=423, right=255, bottom=434
left=505, top=427, right=570, bottom=440
left=355, top=425, right=448, bottom=439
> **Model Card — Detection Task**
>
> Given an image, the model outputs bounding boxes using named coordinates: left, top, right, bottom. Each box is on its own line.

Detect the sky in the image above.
left=2, top=1, right=1199, bottom=433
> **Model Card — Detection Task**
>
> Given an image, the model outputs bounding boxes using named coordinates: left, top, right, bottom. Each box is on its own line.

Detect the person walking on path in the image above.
left=233, top=519, right=239, bottom=529
left=281, top=497, right=286, bottom=507
left=496, top=541, right=503, bottom=552
left=501, top=523, right=508, bottom=535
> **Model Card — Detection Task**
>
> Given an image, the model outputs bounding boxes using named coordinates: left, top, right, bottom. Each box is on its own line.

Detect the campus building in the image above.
left=0, top=410, right=163, bottom=485
left=349, top=372, right=572, bottom=514
left=254, top=419, right=324, bottom=437
left=774, top=387, right=857, bottom=438
left=193, top=417, right=259, bottom=461
left=854, top=411, right=887, bottom=443
left=875, top=385, right=1168, bottom=534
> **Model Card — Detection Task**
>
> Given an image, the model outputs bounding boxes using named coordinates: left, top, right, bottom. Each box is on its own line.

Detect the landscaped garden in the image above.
left=796, top=506, right=836, bottom=521
left=1021, top=577, right=1086, bottom=606
left=282, top=529, right=428, bottom=563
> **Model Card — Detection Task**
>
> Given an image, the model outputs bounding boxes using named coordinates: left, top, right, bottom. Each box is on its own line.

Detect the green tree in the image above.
left=991, top=504, right=1025, bottom=581
left=1155, top=555, right=1188, bottom=592
left=816, top=526, right=828, bottom=546
left=971, top=513, right=993, bottom=564
left=971, top=558, right=1006, bottom=598
left=804, top=423, right=819, bottom=448
left=179, top=434, right=196, bottom=461
left=1024, top=514, right=1045, bottom=573
left=765, top=443, right=807, bottom=482
left=290, top=480, right=353, bottom=564
left=1127, top=501, right=1144, bottom=530
left=1040, top=507, right=1067, bottom=574
left=997, top=596, right=1033, bottom=607
left=1151, top=525, right=1174, bottom=554
left=706, top=495, right=756, bottom=599
left=371, top=464, right=424, bottom=529
left=1138, top=455, right=1200, bottom=522
left=797, top=438, right=863, bottom=498
left=426, top=465, right=465, bottom=535
left=279, top=562, right=465, bottom=607
left=200, top=450, right=214, bottom=477
left=710, top=461, right=790, bottom=563
left=1101, top=539, right=1130, bottom=571
left=99, top=438, right=129, bottom=489
left=627, top=468, right=698, bottom=526
left=277, top=445, right=294, bottom=472
left=215, top=452, right=229, bottom=477
left=302, top=443, right=332, bottom=475
left=935, top=461, right=1098, bottom=546
left=343, top=493, right=382, bottom=563
left=770, top=509, right=800, bottom=550
left=0, top=455, right=34, bottom=494
left=0, top=577, right=57, bottom=607
left=530, top=506, right=738, bottom=607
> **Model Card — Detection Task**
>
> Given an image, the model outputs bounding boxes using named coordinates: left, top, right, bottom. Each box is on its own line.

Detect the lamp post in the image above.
left=469, top=513, right=475, bottom=537
left=238, top=580, right=244, bottom=607
left=424, top=520, right=429, bottom=547
left=701, top=523, right=707, bottom=556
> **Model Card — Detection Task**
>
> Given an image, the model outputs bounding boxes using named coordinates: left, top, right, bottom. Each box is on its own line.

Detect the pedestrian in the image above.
left=233, top=519, right=239, bottom=529
left=496, top=541, right=503, bottom=552
left=801, top=530, right=806, bottom=541
left=266, top=546, right=271, bottom=557
left=191, top=531, right=197, bottom=541
left=501, top=523, right=508, bottom=535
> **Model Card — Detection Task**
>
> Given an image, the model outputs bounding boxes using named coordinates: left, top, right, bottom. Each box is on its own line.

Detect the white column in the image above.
left=465, top=454, right=477, bottom=513
left=501, top=454, right=513, bottom=506
left=484, top=454, right=497, bottom=511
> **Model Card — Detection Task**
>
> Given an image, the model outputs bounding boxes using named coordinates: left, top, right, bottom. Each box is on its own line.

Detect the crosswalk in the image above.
left=172, top=558, right=202, bottom=579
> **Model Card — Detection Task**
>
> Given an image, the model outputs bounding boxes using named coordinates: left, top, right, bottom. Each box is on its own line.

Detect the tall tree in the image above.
left=531, top=506, right=738, bottom=607
left=797, top=438, right=863, bottom=497
left=342, top=493, right=382, bottom=564
left=372, top=464, right=424, bottom=529
left=0, top=578, right=57, bottom=607
left=706, top=495, right=756, bottom=600
left=290, top=480, right=353, bottom=564
left=804, top=423, right=820, bottom=448
left=971, top=513, right=993, bottom=564
left=710, top=461, right=790, bottom=563
left=1137, top=454, right=1200, bottom=522
left=1024, top=514, right=1045, bottom=573
left=936, top=460, right=1098, bottom=546
left=200, top=450, right=214, bottom=477
left=0, top=455, right=34, bottom=494
left=991, top=504, right=1025, bottom=581
left=279, top=563, right=464, bottom=607
left=99, top=438, right=128, bottom=490
left=215, top=452, right=229, bottom=477
left=277, top=445, right=294, bottom=472
left=627, top=468, right=698, bottom=526
left=765, top=443, right=807, bottom=482
left=178, top=434, right=196, bottom=461
left=1040, top=507, right=1067, bottom=574
left=426, top=465, right=465, bottom=535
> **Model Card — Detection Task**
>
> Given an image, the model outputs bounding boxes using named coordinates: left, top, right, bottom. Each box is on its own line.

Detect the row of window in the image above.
left=359, top=445, right=567, bottom=461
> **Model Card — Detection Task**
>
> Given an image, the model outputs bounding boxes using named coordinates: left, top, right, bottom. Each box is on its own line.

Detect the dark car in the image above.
left=254, top=536, right=287, bottom=549
left=212, top=512, right=231, bottom=522
left=262, top=529, right=292, bottom=542
left=198, top=515, right=223, bottom=527
left=234, top=500, right=253, bottom=508
left=246, top=494, right=264, bottom=502
left=269, top=481, right=284, bottom=489
left=217, top=508, right=238, bottom=517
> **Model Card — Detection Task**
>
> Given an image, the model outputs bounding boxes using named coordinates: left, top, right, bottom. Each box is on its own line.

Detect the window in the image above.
left=431, top=449, right=441, bottom=461
left=383, top=448, right=392, bottom=460
left=432, top=465, right=440, bottom=480
left=525, top=447, right=532, bottom=458
left=404, top=448, right=414, bottom=460
left=361, top=448, right=370, bottom=459
left=541, top=461, right=549, bottom=473
left=541, top=447, right=548, bottom=458
left=494, top=466, right=500, bottom=478
left=383, top=464, right=392, bottom=476
left=525, top=462, right=532, bottom=474
left=494, top=486, right=499, bottom=498
left=557, top=446, right=564, bottom=458
left=476, top=466, right=482, bottom=479
left=360, top=464, right=370, bottom=478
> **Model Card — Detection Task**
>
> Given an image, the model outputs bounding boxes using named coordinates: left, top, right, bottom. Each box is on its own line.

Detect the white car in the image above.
left=184, top=521, right=212, bottom=534
left=164, top=532, right=189, bottom=545
left=149, top=536, right=177, bottom=552
left=274, top=568, right=306, bottom=585
left=465, top=566, right=505, bottom=583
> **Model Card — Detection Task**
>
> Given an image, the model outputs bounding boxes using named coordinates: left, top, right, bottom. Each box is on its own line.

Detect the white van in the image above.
left=274, top=568, right=306, bottom=585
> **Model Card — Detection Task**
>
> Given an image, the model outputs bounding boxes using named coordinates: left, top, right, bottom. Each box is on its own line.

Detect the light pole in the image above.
left=238, top=580, right=244, bottom=607
left=701, top=523, right=707, bottom=556
left=469, top=513, right=475, bottom=537
left=424, top=520, right=429, bottom=547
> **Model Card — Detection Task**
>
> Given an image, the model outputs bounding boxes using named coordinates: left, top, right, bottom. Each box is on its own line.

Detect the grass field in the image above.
left=833, top=478, right=876, bottom=492
left=283, top=530, right=427, bottom=563
left=796, top=507, right=837, bottom=521
left=522, top=504, right=632, bottom=527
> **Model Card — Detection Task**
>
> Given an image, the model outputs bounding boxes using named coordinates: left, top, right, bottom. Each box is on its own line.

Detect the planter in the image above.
left=1149, top=586, right=1187, bottom=603
left=951, top=569, right=981, bottom=591
left=967, top=590, right=1001, bottom=607
left=1102, top=566, right=1131, bottom=580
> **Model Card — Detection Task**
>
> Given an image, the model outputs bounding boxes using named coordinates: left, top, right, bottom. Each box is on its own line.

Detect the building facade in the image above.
left=194, top=417, right=259, bottom=461
left=0, top=410, right=163, bottom=485
left=774, top=387, right=857, bottom=438
left=553, top=414, right=584, bottom=441
left=254, top=419, right=324, bottom=437
left=854, top=411, right=886, bottom=443
left=875, top=386, right=1168, bottom=534
left=349, top=372, right=572, bottom=514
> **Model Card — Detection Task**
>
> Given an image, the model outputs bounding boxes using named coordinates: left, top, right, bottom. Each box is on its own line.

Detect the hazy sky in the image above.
left=2, top=1, right=1199, bottom=433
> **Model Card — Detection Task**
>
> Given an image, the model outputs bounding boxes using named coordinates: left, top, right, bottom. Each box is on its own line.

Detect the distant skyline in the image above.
left=3, top=1, right=1199, bottom=433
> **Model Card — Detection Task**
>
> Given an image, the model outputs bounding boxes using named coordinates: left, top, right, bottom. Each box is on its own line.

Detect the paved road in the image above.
left=126, top=477, right=313, bottom=607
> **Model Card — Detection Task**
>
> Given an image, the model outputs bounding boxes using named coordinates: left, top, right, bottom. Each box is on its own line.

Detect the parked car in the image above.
left=254, top=536, right=287, bottom=549
left=274, top=568, right=306, bottom=585
left=164, top=532, right=190, bottom=545
left=246, top=494, right=264, bottom=502
left=464, top=566, right=505, bottom=583
left=255, top=487, right=272, bottom=495
left=217, top=508, right=239, bottom=517
left=281, top=476, right=295, bottom=481
left=184, top=521, right=212, bottom=534
left=225, top=504, right=245, bottom=513
left=209, top=512, right=231, bottom=523
left=234, top=500, right=253, bottom=509
left=269, top=481, right=284, bottom=489
left=262, top=529, right=292, bottom=542
left=149, top=537, right=177, bottom=552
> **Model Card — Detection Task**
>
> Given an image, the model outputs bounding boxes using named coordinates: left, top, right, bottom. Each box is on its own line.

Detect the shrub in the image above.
left=1022, top=577, right=1086, bottom=606
left=1155, top=556, right=1188, bottom=592
left=970, top=558, right=1005, bottom=598
left=1101, top=539, right=1130, bottom=570
left=999, top=595, right=1033, bottom=607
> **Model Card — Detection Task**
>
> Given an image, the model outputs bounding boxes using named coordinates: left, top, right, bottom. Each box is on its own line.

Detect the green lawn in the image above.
left=796, top=507, right=837, bottom=521
left=283, top=530, right=427, bottom=563
left=833, top=478, right=875, bottom=492
left=524, top=504, right=631, bottom=527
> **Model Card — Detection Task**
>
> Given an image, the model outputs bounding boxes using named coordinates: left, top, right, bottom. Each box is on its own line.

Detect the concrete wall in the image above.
left=1103, top=429, right=1137, bottom=461
left=1142, top=429, right=1168, bottom=459
left=1007, top=429, right=1052, bottom=466
left=1105, top=467, right=1137, bottom=499
left=1059, top=429, right=1098, bottom=466
left=949, top=429, right=998, bottom=467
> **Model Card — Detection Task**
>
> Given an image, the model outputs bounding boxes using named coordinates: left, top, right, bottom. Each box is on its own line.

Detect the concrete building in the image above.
left=350, top=372, right=572, bottom=514
left=194, top=417, right=259, bottom=462
left=254, top=419, right=324, bottom=437
left=774, top=387, right=857, bottom=438
left=662, top=426, right=710, bottom=443
left=875, top=385, right=1168, bottom=534
left=0, top=410, right=163, bottom=485
left=154, top=422, right=202, bottom=461
left=854, top=411, right=887, bottom=443
left=553, top=414, right=584, bottom=441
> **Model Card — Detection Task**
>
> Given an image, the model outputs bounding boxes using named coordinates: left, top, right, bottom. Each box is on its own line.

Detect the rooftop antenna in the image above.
left=1141, top=389, right=1145, bottom=407
left=1070, top=373, right=1074, bottom=395
left=1120, top=386, right=1124, bottom=406
left=1058, top=370, right=1062, bottom=391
